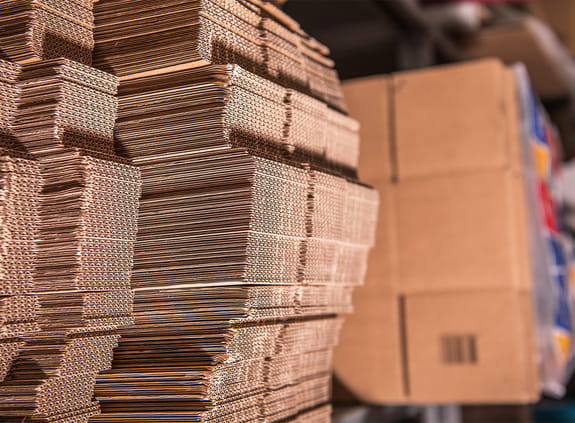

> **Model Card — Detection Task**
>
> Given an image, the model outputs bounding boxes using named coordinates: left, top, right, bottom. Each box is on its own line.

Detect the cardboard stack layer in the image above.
left=92, top=315, right=343, bottom=422
left=0, top=0, right=97, bottom=65
left=134, top=152, right=308, bottom=288
left=90, top=0, right=378, bottom=422
left=14, top=59, right=118, bottom=156
left=89, top=147, right=375, bottom=421
left=0, top=154, right=42, bottom=382
left=0, top=60, right=20, bottom=145
left=114, top=65, right=359, bottom=173
left=0, top=60, right=43, bottom=385
left=0, top=59, right=140, bottom=423
left=285, top=405, right=332, bottom=423
left=93, top=0, right=346, bottom=111
left=0, top=3, right=142, bottom=421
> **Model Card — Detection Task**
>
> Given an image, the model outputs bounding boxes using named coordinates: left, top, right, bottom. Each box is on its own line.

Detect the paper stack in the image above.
left=90, top=0, right=378, bottom=422
left=0, top=59, right=42, bottom=386
left=0, top=60, right=20, bottom=146
left=113, top=64, right=359, bottom=175
left=0, top=0, right=377, bottom=420
left=93, top=0, right=346, bottom=111
left=0, top=4, right=142, bottom=423
left=0, top=0, right=96, bottom=65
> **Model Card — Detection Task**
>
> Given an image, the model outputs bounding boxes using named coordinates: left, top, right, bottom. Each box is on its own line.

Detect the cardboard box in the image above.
left=334, top=290, right=538, bottom=404
left=344, top=59, right=529, bottom=296
left=343, top=80, right=399, bottom=295
left=393, top=60, right=512, bottom=180
left=334, top=293, right=405, bottom=403
left=405, top=290, right=538, bottom=403
left=334, top=59, right=540, bottom=404
left=396, top=169, right=530, bottom=294
left=344, top=75, right=393, bottom=184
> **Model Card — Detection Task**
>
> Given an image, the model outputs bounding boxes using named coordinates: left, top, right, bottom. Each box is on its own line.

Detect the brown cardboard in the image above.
left=342, top=79, right=399, bottom=294
left=405, top=290, right=538, bottom=403
left=463, top=21, right=568, bottom=100
left=334, top=290, right=539, bottom=404
left=334, top=60, right=539, bottom=404
left=353, top=177, right=398, bottom=297
left=333, top=294, right=405, bottom=403
left=395, top=169, right=528, bottom=294
left=392, top=59, right=510, bottom=180
left=343, top=75, right=392, bottom=183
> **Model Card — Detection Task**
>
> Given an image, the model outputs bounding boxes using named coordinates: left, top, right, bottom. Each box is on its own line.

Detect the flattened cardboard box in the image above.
left=334, top=59, right=540, bottom=404
left=343, top=59, right=529, bottom=296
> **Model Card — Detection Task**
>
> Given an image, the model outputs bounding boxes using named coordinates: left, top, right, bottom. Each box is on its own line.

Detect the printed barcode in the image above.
left=441, top=335, right=478, bottom=364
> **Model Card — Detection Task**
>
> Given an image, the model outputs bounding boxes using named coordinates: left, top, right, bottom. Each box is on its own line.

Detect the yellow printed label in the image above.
left=555, top=330, right=571, bottom=363
left=532, top=143, right=550, bottom=180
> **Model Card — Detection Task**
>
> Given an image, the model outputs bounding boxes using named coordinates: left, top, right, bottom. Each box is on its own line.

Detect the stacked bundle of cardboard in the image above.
left=90, top=0, right=378, bottom=422
left=93, top=0, right=346, bottom=111
left=0, top=3, right=142, bottom=423
left=113, top=65, right=359, bottom=173
left=0, top=60, right=42, bottom=385
left=0, top=0, right=96, bottom=65
left=0, top=60, right=20, bottom=144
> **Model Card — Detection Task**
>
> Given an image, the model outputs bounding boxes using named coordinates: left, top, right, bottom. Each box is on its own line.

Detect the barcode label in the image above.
left=441, top=335, right=478, bottom=364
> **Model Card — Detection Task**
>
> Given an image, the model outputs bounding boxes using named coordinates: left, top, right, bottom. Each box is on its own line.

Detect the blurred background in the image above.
left=281, top=1, right=575, bottom=422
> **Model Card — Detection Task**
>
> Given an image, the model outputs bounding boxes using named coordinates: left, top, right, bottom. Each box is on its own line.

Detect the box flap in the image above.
left=334, top=294, right=406, bottom=403
left=396, top=169, right=529, bottom=294
left=392, top=59, right=510, bottom=180
left=343, top=75, right=393, bottom=183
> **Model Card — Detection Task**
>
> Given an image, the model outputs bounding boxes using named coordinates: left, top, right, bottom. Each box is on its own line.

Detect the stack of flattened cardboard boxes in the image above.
left=334, top=59, right=541, bottom=404
left=0, top=1, right=142, bottom=422
left=89, top=0, right=379, bottom=422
